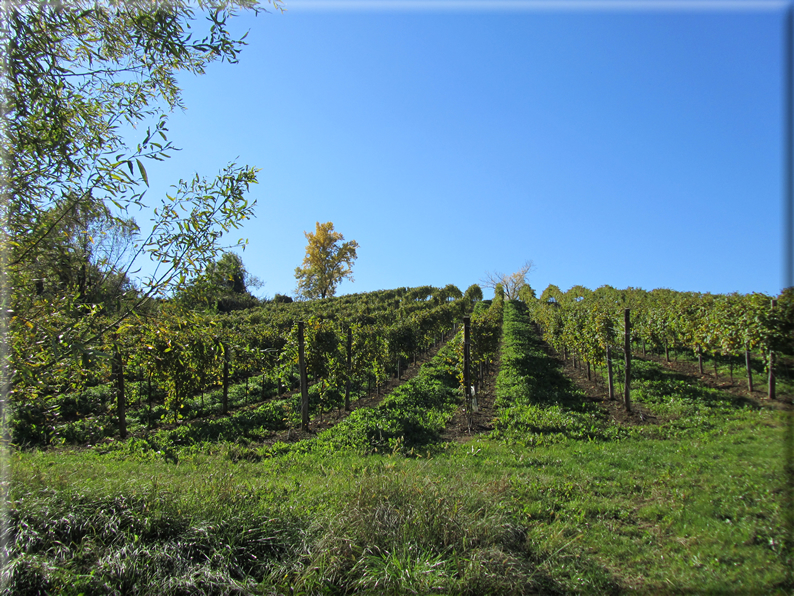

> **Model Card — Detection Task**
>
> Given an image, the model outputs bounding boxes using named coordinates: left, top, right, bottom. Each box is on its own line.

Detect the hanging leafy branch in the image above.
left=3, top=1, right=281, bottom=409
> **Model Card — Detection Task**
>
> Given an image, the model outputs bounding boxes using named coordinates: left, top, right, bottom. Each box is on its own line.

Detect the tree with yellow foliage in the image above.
left=294, top=222, right=359, bottom=299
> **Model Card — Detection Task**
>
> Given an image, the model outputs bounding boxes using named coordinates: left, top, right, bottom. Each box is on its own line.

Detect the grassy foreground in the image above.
left=2, top=303, right=790, bottom=594
left=3, top=416, right=788, bottom=595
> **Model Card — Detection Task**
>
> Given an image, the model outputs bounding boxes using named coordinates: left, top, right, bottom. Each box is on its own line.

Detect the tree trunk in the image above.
left=345, top=327, right=352, bottom=411
left=464, top=316, right=471, bottom=422
left=768, top=299, right=777, bottom=399
left=222, top=343, right=229, bottom=415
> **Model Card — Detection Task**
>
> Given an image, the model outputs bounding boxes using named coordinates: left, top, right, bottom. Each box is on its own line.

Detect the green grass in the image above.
left=492, top=301, right=626, bottom=446
left=642, top=344, right=794, bottom=399
left=500, top=419, right=789, bottom=594
left=5, top=412, right=788, bottom=595
left=3, top=302, right=790, bottom=594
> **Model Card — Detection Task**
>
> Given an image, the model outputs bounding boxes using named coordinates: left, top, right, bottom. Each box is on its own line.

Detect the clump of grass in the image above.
left=262, top=341, right=463, bottom=458
left=3, top=484, right=307, bottom=595
left=293, top=469, right=537, bottom=595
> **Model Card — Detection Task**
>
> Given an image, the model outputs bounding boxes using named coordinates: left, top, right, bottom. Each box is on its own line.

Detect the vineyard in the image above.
left=3, top=283, right=792, bottom=594
left=531, top=285, right=793, bottom=399
left=10, top=285, right=488, bottom=449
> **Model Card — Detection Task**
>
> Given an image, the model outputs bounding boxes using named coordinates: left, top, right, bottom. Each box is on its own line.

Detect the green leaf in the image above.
left=137, top=159, right=149, bottom=186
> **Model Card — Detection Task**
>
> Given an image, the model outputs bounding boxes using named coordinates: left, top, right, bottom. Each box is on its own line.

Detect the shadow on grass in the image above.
left=498, top=301, right=599, bottom=414
left=630, top=358, right=761, bottom=413
left=493, top=302, right=624, bottom=445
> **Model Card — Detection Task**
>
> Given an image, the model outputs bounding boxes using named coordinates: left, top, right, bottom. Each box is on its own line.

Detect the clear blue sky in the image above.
left=130, top=0, right=790, bottom=299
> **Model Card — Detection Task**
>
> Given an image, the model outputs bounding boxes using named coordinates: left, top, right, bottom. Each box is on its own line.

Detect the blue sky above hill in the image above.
left=131, top=0, right=790, bottom=298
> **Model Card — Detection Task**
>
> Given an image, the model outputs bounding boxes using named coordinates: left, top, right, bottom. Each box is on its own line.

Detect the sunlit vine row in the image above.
left=529, top=284, right=793, bottom=382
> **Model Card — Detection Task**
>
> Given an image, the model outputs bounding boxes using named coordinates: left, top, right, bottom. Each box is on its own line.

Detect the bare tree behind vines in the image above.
left=481, top=260, right=535, bottom=301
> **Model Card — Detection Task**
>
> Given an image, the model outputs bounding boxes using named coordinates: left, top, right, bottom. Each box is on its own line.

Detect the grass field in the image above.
left=3, top=303, right=791, bottom=595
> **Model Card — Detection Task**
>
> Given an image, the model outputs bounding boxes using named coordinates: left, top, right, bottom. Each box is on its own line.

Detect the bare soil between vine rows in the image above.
left=437, top=352, right=500, bottom=443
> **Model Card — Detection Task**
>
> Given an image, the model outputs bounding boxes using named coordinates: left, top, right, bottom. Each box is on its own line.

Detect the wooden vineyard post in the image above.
left=463, top=316, right=471, bottom=428
left=299, top=322, right=309, bottom=431
left=769, top=299, right=777, bottom=400
left=698, top=346, right=704, bottom=375
left=222, top=343, right=230, bottom=415
left=113, top=341, right=126, bottom=439
left=148, top=372, right=152, bottom=428
left=745, top=348, right=754, bottom=392
left=607, top=345, right=615, bottom=400
left=624, top=309, right=632, bottom=412
left=345, top=327, right=352, bottom=411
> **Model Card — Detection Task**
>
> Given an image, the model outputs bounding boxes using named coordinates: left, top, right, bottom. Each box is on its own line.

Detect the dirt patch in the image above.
left=520, top=324, right=659, bottom=427
left=533, top=330, right=792, bottom=425
left=438, top=354, right=501, bottom=443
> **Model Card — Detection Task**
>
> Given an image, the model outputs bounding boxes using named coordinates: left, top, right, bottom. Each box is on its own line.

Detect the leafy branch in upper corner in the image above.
left=2, top=1, right=279, bottom=406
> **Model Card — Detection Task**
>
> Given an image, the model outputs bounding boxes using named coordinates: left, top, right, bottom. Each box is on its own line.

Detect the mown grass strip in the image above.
left=483, top=300, right=790, bottom=593
left=266, top=339, right=463, bottom=457
left=492, top=301, right=623, bottom=445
